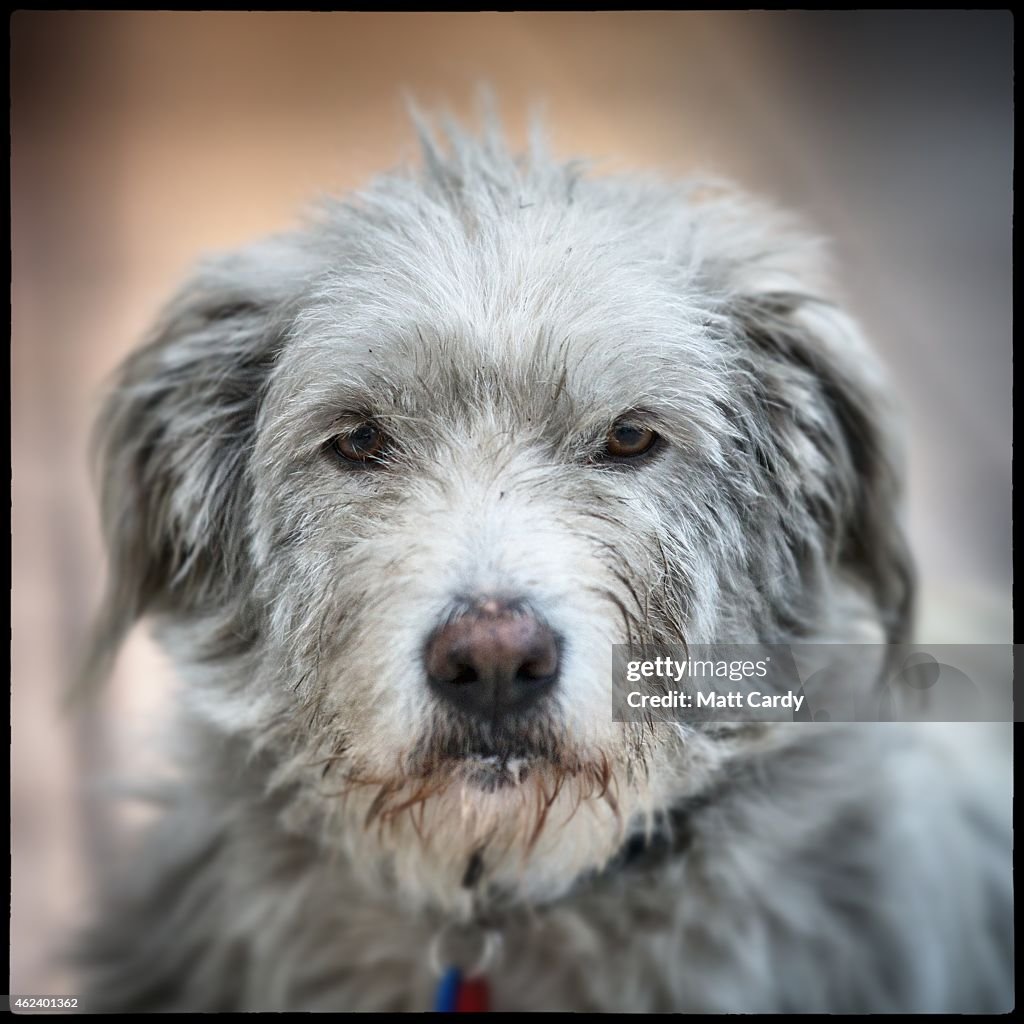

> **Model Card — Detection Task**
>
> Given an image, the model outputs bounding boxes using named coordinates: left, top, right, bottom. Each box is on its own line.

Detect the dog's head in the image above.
left=88, top=116, right=914, bottom=908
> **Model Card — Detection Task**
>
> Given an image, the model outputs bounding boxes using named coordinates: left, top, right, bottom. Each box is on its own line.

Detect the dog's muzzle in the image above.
left=425, top=597, right=560, bottom=722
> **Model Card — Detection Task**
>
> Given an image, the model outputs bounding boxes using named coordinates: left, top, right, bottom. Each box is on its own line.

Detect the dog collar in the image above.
left=600, top=796, right=705, bottom=881
left=426, top=800, right=703, bottom=1010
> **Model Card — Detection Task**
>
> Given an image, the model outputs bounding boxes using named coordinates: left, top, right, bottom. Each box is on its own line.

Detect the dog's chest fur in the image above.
left=81, top=722, right=1011, bottom=1013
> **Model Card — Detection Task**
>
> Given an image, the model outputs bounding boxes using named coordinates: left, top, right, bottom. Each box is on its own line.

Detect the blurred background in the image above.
left=11, top=11, right=1012, bottom=999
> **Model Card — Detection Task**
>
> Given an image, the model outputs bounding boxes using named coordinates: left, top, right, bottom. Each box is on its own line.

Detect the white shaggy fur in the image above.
left=78, top=110, right=1012, bottom=1012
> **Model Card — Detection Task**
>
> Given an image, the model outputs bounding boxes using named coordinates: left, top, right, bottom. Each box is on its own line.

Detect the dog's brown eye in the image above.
left=605, top=421, right=658, bottom=459
left=332, top=423, right=388, bottom=464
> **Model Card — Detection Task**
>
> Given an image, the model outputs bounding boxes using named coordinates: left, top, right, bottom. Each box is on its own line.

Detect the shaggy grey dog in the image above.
left=79, top=112, right=1012, bottom=1012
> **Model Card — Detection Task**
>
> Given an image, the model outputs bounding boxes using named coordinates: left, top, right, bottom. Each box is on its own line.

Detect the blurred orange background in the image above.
left=10, top=11, right=1012, bottom=999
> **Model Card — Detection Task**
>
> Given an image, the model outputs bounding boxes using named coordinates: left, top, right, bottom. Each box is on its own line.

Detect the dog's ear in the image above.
left=733, top=292, right=916, bottom=644
left=81, top=240, right=311, bottom=692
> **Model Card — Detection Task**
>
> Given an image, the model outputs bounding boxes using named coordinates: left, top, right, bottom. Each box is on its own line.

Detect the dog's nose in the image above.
left=425, top=599, right=560, bottom=718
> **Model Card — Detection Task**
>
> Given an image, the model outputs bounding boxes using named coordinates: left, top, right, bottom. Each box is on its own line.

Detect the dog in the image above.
left=77, top=110, right=1012, bottom=1012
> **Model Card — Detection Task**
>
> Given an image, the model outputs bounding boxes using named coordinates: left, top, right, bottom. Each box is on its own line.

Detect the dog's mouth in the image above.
left=457, top=752, right=534, bottom=790
left=412, top=718, right=566, bottom=790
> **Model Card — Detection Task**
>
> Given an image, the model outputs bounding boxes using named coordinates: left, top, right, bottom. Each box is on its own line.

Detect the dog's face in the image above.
left=89, top=122, right=913, bottom=907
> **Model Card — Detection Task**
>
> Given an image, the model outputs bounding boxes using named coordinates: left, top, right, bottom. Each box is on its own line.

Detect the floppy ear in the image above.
left=734, top=291, right=916, bottom=645
left=82, top=241, right=309, bottom=691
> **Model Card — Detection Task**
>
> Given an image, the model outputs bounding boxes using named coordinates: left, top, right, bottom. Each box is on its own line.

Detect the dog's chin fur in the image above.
left=76, top=109, right=1012, bottom=1012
